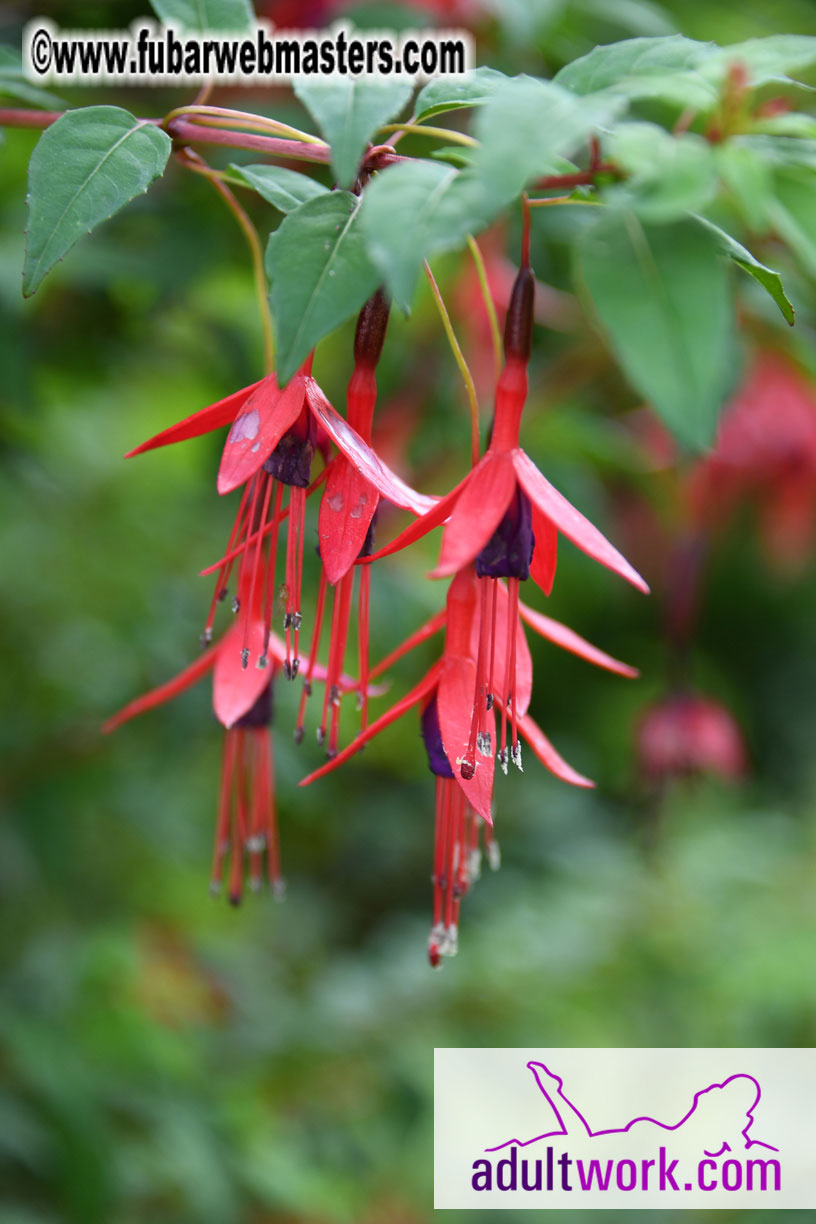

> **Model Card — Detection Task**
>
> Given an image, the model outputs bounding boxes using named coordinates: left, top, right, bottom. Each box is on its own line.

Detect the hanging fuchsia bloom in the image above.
left=302, top=567, right=636, bottom=963
left=363, top=257, right=647, bottom=776
left=296, top=289, right=393, bottom=753
left=363, top=266, right=649, bottom=598
left=103, top=573, right=361, bottom=903
left=127, top=355, right=435, bottom=682
left=103, top=580, right=285, bottom=902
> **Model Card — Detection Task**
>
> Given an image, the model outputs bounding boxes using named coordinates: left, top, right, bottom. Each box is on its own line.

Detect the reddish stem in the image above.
left=0, top=109, right=614, bottom=185
left=520, top=192, right=531, bottom=268
left=534, top=163, right=617, bottom=189
left=0, top=107, right=334, bottom=163
left=0, top=108, right=66, bottom=127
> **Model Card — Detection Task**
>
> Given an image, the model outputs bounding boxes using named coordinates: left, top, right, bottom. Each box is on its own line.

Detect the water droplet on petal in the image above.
left=228, top=408, right=260, bottom=443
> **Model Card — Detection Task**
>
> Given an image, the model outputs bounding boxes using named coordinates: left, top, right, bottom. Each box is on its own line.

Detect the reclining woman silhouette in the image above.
left=486, top=1062, right=778, bottom=1156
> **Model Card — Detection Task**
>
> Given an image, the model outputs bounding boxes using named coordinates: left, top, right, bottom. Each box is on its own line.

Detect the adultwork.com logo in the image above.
left=433, top=1048, right=811, bottom=1210
left=473, top=1061, right=781, bottom=1196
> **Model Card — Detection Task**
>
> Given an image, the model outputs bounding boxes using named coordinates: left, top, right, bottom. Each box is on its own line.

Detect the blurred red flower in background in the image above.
left=637, top=692, right=747, bottom=783
left=692, top=352, right=816, bottom=572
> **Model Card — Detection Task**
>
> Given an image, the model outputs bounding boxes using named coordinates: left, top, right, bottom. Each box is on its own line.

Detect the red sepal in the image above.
left=217, top=375, right=307, bottom=495
left=318, top=458, right=380, bottom=585
left=299, top=662, right=442, bottom=786
left=437, top=656, right=495, bottom=824
left=529, top=504, right=558, bottom=595
left=431, top=453, right=518, bottom=578
left=513, top=449, right=649, bottom=594
left=125, top=380, right=264, bottom=457
left=213, top=619, right=278, bottom=728
left=102, top=644, right=218, bottom=732
left=519, top=601, right=639, bottom=677
left=305, top=379, right=437, bottom=516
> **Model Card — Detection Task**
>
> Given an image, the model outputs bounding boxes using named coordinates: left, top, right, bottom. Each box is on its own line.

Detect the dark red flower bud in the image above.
left=353, top=288, right=390, bottom=369
left=503, top=266, right=535, bottom=363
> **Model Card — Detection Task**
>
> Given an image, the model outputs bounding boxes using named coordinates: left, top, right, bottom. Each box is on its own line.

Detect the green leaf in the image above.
left=0, top=46, right=64, bottom=109
left=471, top=77, right=625, bottom=203
left=294, top=77, right=413, bottom=188
left=701, top=34, right=816, bottom=88
left=715, top=142, right=773, bottom=230
left=752, top=113, right=816, bottom=140
left=23, top=106, right=171, bottom=297
left=732, top=133, right=816, bottom=171
left=607, top=122, right=717, bottom=221
left=575, top=211, right=736, bottom=449
left=149, top=0, right=254, bottom=32
left=767, top=167, right=816, bottom=279
left=692, top=214, right=794, bottom=325
left=429, top=146, right=476, bottom=166
left=361, top=160, right=489, bottom=312
left=227, top=163, right=328, bottom=212
left=266, top=192, right=380, bottom=381
left=554, top=35, right=718, bottom=109
left=414, top=67, right=511, bottom=121
left=361, top=75, right=614, bottom=312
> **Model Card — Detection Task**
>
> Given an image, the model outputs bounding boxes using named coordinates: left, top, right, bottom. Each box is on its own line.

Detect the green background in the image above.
left=2, top=0, right=815, bottom=1220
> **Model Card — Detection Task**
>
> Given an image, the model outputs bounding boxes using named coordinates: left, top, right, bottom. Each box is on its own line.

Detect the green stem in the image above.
left=424, top=260, right=480, bottom=469
left=179, top=149, right=275, bottom=373
left=378, top=122, right=478, bottom=147
left=466, top=235, right=502, bottom=385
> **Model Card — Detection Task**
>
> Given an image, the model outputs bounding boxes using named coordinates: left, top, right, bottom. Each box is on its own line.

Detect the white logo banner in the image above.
left=435, top=1048, right=816, bottom=1209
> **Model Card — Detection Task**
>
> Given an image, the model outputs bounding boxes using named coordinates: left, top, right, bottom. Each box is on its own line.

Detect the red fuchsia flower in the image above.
left=103, top=573, right=360, bottom=903
left=637, top=692, right=747, bottom=783
left=363, top=254, right=648, bottom=777
left=104, top=577, right=285, bottom=903
left=296, top=290, right=393, bottom=755
left=126, top=352, right=435, bottom=687
left=301, top=566, right=637, bottom=963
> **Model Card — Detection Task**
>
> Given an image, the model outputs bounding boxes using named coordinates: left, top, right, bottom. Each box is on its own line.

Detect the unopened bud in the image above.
left=353, top=287, right=390, bottom=368
left=504, top=266, right=535, bottom=362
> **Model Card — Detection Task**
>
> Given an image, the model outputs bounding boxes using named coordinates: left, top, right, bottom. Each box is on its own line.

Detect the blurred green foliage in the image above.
left=2, top=1, right=816, bottom=1222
